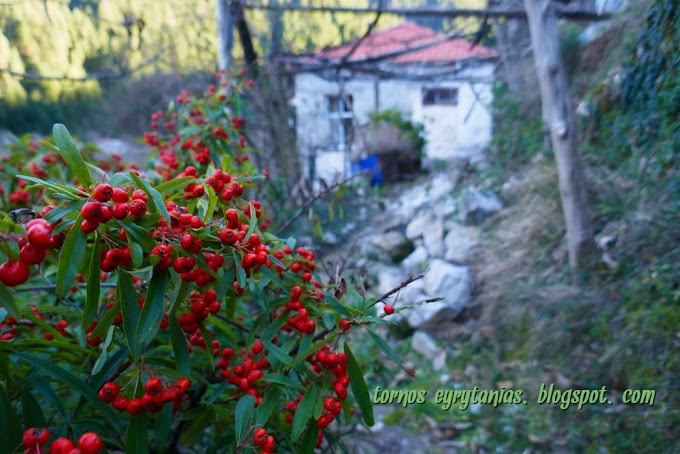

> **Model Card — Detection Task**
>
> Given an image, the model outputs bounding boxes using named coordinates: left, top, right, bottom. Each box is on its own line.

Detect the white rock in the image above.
left=401, top=246, right=429, bottom=269
left=427, top=173, right=455, bottom=200
left=422, top=218, right=445, bottom=258
left=370, top=230, right=407, bottom=254
left=443, top=224, right=478, bottom=263
left=406, top=260, right=472, bottom=327
left=411, top=331, right=439, bottom=359
left=405, top=211, right=429, bottom=240
left=322, top=231, right=339, bottom=245
left=457, top=187, right=503, bottom=224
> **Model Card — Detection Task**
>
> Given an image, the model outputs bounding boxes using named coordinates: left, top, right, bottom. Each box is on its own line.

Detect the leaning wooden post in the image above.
left=523, top=0, right=596, bottom=271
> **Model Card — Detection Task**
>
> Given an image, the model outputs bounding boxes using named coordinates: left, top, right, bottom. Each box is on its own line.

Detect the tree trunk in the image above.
left=523, top=0, right=596, bottom=271
left=216, top=0, right=234, bottom=70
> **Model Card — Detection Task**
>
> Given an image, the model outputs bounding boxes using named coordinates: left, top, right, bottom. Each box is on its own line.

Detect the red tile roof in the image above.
left=312, top=22, right=498, bottom=64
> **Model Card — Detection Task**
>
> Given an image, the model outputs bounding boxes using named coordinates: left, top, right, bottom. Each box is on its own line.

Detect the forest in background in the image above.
left=0, top=0, right=483, bottom=134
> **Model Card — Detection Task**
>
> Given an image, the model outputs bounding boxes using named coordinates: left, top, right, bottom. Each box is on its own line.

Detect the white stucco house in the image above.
left=286, top=22, right=499, bottom=183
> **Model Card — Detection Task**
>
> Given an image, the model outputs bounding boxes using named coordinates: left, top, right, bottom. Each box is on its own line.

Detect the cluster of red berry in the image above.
left=98, top=376, right=191, bottom=415
left=218, top=339, right=268, bottom=403
left=252, top=427, right=275, bottom=453
left=22, top=428, right=102, bottom=454
left=0, top=216, right=60, bottom=287
left=80, top=183, right=147, bottom=234
left=0, top=307, right=68, bottom=342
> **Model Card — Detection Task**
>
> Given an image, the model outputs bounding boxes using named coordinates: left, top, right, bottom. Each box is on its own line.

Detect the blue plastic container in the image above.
left=350, top=155, right=383, bottom=187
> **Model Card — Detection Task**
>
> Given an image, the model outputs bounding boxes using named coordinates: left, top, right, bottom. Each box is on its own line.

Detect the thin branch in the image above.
left=376, top=272, right=426, bottom=303
left=337, top=1, right=384, bottom=68
left=12, top=283, right=117, bottom=292
left=275, top=174, right=356, bottom=235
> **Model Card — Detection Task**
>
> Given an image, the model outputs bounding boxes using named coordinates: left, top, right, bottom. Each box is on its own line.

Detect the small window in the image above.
left=327, top=95, right=354, bottom=150
left=422, top=88, right=458, bottom=106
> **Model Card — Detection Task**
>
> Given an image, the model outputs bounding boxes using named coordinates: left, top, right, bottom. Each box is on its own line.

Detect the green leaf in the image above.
left=366, top=328, right=404, bottom=366
left=32, top=380, right=66, bottom=418
left=135, top=269, right=169, bottom=346
left=292, top=384, right=319, bottom=442
left=118, top=272, right=143, bottom=361
left=202, top=183, right=218, bottom=224
left=115, top=219, right=156, bottom=250
left=344, top=342, right=374, bottom=426
left=130, top=172, right=171, bottom=226
left=12, top=352, right=123, bottom=434
left=290, top=332, right=339, bottom=368
left=53, top=124, right=93, bottom=187
left=325, top=294, right=352, bottom=318
left=89, top=347, right=130, bottom=391
left=234, top=395, right=256, bottom=443
left=89, top=300, right=120, bottom=339
left=169, top=314, right=191, bottom=375
left=300, top=423, right=319, bottom=454
left=0, top=283, right=20, bottom=319
left=125, top=414, right=149, bottom=454
left=155, top=177, right=196, bottom=195
left=261, top=373, right=304, bottom=392
left=84, top=237, right=102, bottom=327
left=180, top=406, right=213, bottom=446
left=243, top=201, right=258, bottom=244
left=255, top=388, right=281, bottom=427
left=263, top=340, right=294, bottom=366
left=128, top=235, right=144, bottom=269
left=0, top=385, right=21, bottom=452
left=56, top=217, right=87, bottom=298
left=21, top=390, right=46, bottom=428
left=91, top=326, right=115, bottom=375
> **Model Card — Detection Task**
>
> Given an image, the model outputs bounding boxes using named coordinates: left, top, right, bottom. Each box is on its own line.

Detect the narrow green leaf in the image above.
left=125, top=414, right=149, bottom=454
left=21, top=391, right=46, bottom=428
left=261, top=373, right=304, bottom=392
left=12, top=352, right=123, bottom=434
left=243, top=201, right=258, bottom=244
left=344, top=342, right=374, bottom=426
left=155, top=177, right=195, bottom=194
left=366, top=328, right=404, bottom=366
left=89, top=347, right=130, bottom=391
left=300, top=424, right=319, bottom=454
left=292, top=385, right=319, bottom=442
left=263, top=340, right=294, bottom=368
left=56, top=217, right=87, bottom=298
left=180, top=406, right=213, bottom=446
left=290, top=332, right=339, bottom=368
left=84, top=238, right=102, bottom=327
left=325, top=294, right=352, bottom=318
left=91, top=326, right=115, bottom=375
left=255, top=388, right=281, bottom=427
left=130, top=172, right=171, bottom=225
left=234, top=395, right=256, bottom=443
left=0, top=384, right=21, bottom=452
left=115, top=220, right=156, bottom=250
left=118, top=271, right=142, bottom=361
left=0, top=283, right=20, bottom=319
left=53, top=124, right=93, bottom=187
left=202, top=183, right=218, bottom=224
left=32, top=380, right=66, bottom=418
left=135, top=269, right=169, bottom=346
left=89, top=300, right=120, bottom=339
left=169, top=315, right=191, bottom=375
left=128, top=236, right=143, bottom=269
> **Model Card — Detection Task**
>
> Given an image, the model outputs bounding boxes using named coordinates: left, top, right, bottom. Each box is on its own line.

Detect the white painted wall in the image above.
left=291, top=62, right=495, bottom=180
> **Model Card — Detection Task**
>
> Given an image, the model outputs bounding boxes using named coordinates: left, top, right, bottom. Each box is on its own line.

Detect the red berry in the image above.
left=127, top=398, right=144, bottom=415
left=20, top=243, right=47, bottom=265
left=22, top=427, right=50, bottom=448
left=27, top=224, right=54, bottom=249
left=98, top=381, right=120, bottom=403
left=93, top=184, right=113, bottom=202
left=50, top=437, right=75, bottom=454
left=145, top=377, right=162, bottom=396
left=383, top=304, right=395, bottom=315
left=338, top=319, right=351, bottom=331
left=112, top=396, right=129, bottom=411
left=112, top=187, right=129, bottom=203
left=77, top=432, right=103, bottom=454
left=81, top=201, right=103, bottom=221
left=0, top=260, right=30, bottom=286
left=80, top=219, right=99, bottom=234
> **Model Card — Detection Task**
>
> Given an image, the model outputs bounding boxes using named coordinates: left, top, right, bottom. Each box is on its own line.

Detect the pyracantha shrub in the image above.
left=0, top=70, right=404, bottom=453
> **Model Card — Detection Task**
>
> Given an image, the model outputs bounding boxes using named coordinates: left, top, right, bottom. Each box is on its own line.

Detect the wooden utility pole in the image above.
left=523, top=0, right=596, bottom=271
